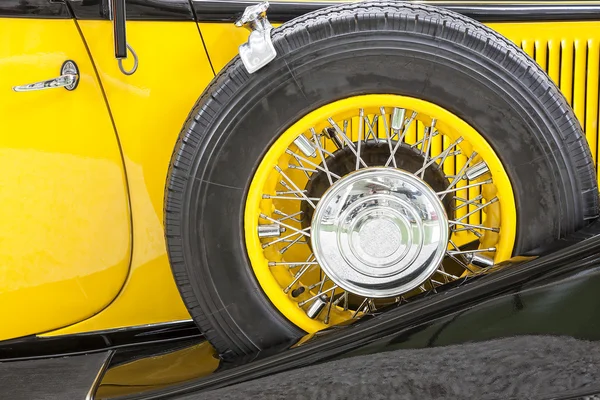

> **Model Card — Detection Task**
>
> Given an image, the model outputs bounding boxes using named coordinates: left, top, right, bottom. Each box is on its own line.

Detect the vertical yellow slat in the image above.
left=442, top=135, right=455, bottom=222
left=431, top=126, right=443, bottom=164
left=560, top=39, right=574, bottom=106
left=547, top=39, right=561, bottom=86
left=585, top=39, right=600, bottom=166
left=573, top=39, right=587, bottom=128
left=405, top=115, right=417, bottom=145
left=521, top=39, right=535, bottom=58
left=535, top=39, right=548, bottom=72
left=454, top=153, right=467, bottom=223
left=351, top=116, right=359, bottom=142
left=377, top=111, right=386, bottom=141
left=415, top=121, right=424, bottom=152
left=442, top=136, right=454, bottom=174
left=468, top=180, right=481, bottom=226
left=363, top=112, right=377, bottom=140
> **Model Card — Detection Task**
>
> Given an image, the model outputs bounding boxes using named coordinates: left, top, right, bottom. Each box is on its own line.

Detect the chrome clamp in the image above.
left=235, top=2, right=277, bottom=73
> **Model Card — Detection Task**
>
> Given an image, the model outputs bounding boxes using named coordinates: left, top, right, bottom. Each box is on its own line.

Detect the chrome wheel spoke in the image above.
left=280, top=234, right=306, bottom=254
left=437, top=179, right=492, bottom=196
left=356, top=109, right=364, bottom=171
left=413, top=137, right=463, bottom=177
left=385, top=110, right=417, bottom=167
left=328, top=118, right=368, bottom=168
left=276, top=165, right=316, bottom=208
left=364, top=114, right=378, bottom=142
left=260, top=213, right=311, bottom=237
left=380, top=107, right=396, bottom=168
left=449, top=220, right=499, bottom=232
left=284, top=258, right=316, bottom=293
left=419, top=120, right=436, bottom=179
left=310, top=128, right=334, bottom=185
left=446, top=252, right=474, bottom=272
left=269, top=261, right=319, bottom=267
left=273, top=209, right=304, bottom=223
left=447, top=247, right=496, bottom=256
left=436, top=269, right=460, bottom=280
left=439, top=151, right=478, bottom=200
left=352, top=298, right=369, bottom=318
left=455, top=197, right=498, bottom=222
left=286, top=149, right=341, bottom=181
left=262, top=228, right=308, bottom=248
left=453, top=195, right=483, bottom=211
left=288, top=164, right=318, bottom=175
left=263, top=194, right=321, bottom=202
left=324, top=291, right=336, bottom=324
left=298, top=285, right=338, bottom=307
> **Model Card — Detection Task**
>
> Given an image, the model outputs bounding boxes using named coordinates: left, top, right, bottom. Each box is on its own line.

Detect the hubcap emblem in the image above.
left=310, top=167, right=449, bottom=298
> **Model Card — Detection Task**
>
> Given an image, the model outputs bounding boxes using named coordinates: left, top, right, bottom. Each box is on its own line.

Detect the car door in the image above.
left=0, top=1, right=132, bottom=340
left=35, top=0, right=217, bottom=336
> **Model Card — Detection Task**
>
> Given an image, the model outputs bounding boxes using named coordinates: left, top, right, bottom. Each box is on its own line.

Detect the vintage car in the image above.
left=1, top=0, right=600, bottom=361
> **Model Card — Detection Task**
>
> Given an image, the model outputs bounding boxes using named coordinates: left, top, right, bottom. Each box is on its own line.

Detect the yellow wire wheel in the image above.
left=245, top=95, right=517, bottom=333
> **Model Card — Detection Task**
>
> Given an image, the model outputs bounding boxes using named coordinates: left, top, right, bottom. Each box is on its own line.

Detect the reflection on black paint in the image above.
left=0, top=0, right=70, bottom=18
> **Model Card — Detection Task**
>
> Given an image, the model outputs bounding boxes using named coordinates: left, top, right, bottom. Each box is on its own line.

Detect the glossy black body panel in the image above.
left=42, top=1, right=600, bottom=22
left=0, top=0, right=71, bottom=18
left=191, top=1, right=600, bottom=22
left=119, top=221, right=600, bottom=398
left=67, top=0, right=194, bottom=20
left=0, top=321, right=201, bottom=361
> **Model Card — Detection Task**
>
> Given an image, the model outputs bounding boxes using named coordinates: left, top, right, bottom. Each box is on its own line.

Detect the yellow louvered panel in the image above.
left=490, top=21, right=600, bottom=178
left=586, top=40, right=600, bottom=164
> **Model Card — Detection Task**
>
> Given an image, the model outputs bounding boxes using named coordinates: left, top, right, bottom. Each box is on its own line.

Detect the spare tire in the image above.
left=165, top=2, right=599, bottom=358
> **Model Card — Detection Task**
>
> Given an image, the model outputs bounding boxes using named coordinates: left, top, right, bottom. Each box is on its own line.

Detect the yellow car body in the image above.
left=1, top=0, right=599, bottom=341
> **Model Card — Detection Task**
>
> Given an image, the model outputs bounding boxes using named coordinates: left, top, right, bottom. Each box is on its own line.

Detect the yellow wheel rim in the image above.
left=245, top=94, right=517, bottom=333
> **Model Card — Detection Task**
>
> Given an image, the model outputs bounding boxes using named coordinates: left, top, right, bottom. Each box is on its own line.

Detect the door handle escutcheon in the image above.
left=13, top=60, right=79, bottom=92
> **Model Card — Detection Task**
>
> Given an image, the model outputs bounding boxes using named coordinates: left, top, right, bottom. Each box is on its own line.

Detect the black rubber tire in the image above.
left=165, top=1, right=599, bottom=358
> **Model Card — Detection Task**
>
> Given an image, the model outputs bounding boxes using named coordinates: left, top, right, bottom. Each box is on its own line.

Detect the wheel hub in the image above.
left=310, top=167, right=450, bottom=298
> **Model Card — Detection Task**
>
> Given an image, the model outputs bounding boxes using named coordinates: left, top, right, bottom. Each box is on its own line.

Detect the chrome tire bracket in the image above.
left=235, top=2, right=277, bottom=73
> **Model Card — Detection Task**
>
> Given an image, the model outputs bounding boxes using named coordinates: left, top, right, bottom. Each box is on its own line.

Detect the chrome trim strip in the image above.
left=86, top=350, right=114, bottom=400
left=41, top=319, right=194, bottom=338
left=0, top=0, right=70, bottom=19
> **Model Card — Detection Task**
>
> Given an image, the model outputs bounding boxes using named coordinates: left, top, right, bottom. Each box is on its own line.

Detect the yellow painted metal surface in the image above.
left=0, top=18, right=131, bottom=340
left=43, top=21, right=216, bottom=336
left=199, top=21, right=600, bottom=181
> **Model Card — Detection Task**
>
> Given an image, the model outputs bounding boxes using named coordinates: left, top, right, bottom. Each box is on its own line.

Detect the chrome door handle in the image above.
left=13, top=60, right=79, bottom=92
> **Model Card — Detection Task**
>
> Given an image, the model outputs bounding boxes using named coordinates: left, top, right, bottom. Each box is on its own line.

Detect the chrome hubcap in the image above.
left=311, top=167, right=449, bottom=298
